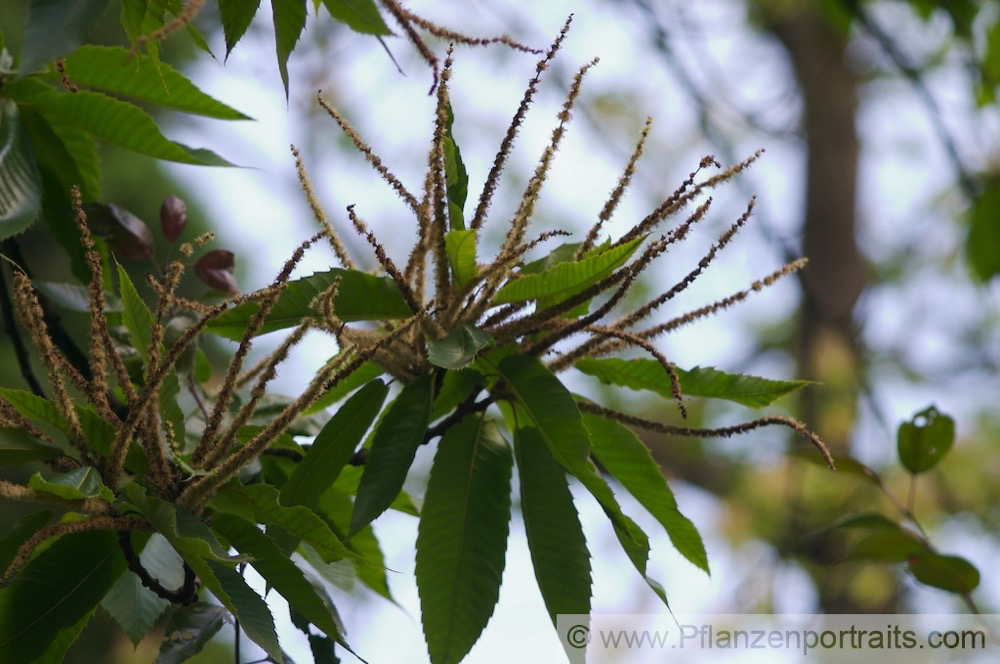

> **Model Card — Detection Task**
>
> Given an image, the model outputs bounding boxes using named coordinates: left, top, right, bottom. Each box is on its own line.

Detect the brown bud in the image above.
left=84, top=202, right=154, bottom=261
left=160, top=194, right=187, bottom=242
left=194, top=249, right=239, bottom=294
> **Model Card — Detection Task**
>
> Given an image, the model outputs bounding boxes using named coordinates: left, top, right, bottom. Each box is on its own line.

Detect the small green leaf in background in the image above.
left=203, top=559, right=284, bottom=663
left=0, top=427, right=62, bottom=465
left=907, top=552, right=980, bottom=594
left=0, top=100, right=43, bottom=240
left=582, top=413, right=708, bottom=574
left=513, top=425, right=591, bottom=626
left=575, top=357, right=811, bottom=409
left=965, top=179, right=1000, bottom=280
left=416, top=415, right=513, bottom=664
left=427, top=325, right=494, bottom=370
left=492, top=235, right=644, bottom=306
left=282, top=379, right=388, bottom=509
left=271, top=0, right=307, bottom=98
left=220, top=0, right=263, bottom=59
left=897, top=405, right=955, bottom=474
left=320, top=0, right=393, bottom=35
left=0, top=529, right=126, bottom=664
left=157, top=602, right=230, bottom=664
left=846, top=529, right=926, bottom=563
left=352, top=374, right=434, bottom=535
left=27, top=466, right=114, bottom=501
left=445, top=229, right=477, bottom=288
left=18, top=0, right=110, bottom=75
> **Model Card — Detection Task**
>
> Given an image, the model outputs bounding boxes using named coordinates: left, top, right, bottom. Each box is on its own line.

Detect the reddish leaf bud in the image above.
left=160, top=194, right=187, bottom=242
left=84, top=202, right=154, bottom=261
left=194, top=249, right=239, bottom=294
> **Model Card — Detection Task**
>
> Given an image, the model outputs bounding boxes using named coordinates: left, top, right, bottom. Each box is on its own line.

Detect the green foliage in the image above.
left=0, top=100, right=42, bottom=240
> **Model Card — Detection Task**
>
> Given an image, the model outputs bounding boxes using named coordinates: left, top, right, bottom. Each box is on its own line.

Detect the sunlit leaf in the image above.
left=491, top=236, right=643, bottom=306
left=445, top=229, right=477, bottom=288
left=205, top=268, right=412, bottom=340
left=281, top=380, right=388, bottom=509
left=0, top=529, right=126, bottom=664
left=61, top=46, right=252, bottom=120
left=27, top=466, right=114, bottom=502
left=907, top=553, right=980, bottom=594
left=416, top=415, right=512, bottom=664
left=576, top=357, right=811, bottom=408
left=19, top=0, right=109, bottom=74
left=5, top=79, right=235, bottom=166
left=426, top=325, right=494, bottom=370
left=117, top=262, right=156, bottom=363
left=442, top=103, right=467, bottom=230
left=0, top=101, right=42, bottom=240
left=897, top=405, right=955, bottom=474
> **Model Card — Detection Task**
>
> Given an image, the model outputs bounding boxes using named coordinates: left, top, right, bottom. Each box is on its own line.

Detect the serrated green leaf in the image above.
left=492, top=235, right=643, bottom=306
left=431, top=368, right=484, bottom=421
left=203, top=560, right=283, bottom=663
left=351, top=374, right=434, bottom=535
left=519, top=241, right=586, bottom=275
left=333, top=465, right=421, bottom=516
left=20, top=108, right=101, bottom=199
left=582, top=413, right=708, bottom=574
left=0, top=100, right=42, bottom=240
left=442, top=103, right=467, bottom=230
left=212, top=513, right=345, bottom=640
left=125, top=484, right=242, bottom=563
left=0, top=427, right=62, bottom=465
left=220, top=0, right=263, bottom=59
left=416, top=415, right=512, bottom=664
left=897, top=405, right=955, bottom=474
left=427, top=325, right=494, bottom=370
left=513, top=425, right=591, bottom=626
left=156, top=602, right=229, bottom=664
left=576, top=357, right=811, bottom=408
left=317, top=487, right=393, bottom=602
left=6, top=79, right=234, bottom=166
left=33, top=606, right=97, bottom=664
left=444, top=229, right=477, bottom=288
left=498, top=356, right=664, bottom=605
left=282, top=380, right=388, bottom=509
left=62, top=45, right=252, bottom=120
left=320, top=0, right=392, bottom=35
left=205, top=268, right=412, bottom=340
left=27, top=466, right=113, bottom=501
left=0, top=529, right=126, bottom=664
left=304, top=360, right=384, bottom=415
left=271, top=0, right=307, bottom=99
left=0, top=511, right=52, bottom=574
left=907, top=553, right=980, bottom=594
left=19, top=0, right=109, bottom=75
left=117, top=262, right=156, bottom=364
left=213, top=483, right=355, bottom=563
left=101, top=571, right=171, bottom=646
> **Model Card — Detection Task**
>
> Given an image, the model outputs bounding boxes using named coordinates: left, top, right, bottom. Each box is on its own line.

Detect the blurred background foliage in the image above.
left=2, top=0, right=1000, bottom=661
